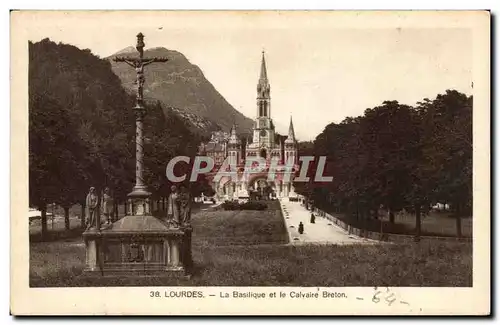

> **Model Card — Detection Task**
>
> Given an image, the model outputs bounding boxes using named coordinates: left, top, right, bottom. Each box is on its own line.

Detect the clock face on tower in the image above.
left=260, top=130, right=267, bottom=137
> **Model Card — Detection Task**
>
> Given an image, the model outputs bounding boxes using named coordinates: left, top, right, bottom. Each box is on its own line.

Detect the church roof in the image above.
left=205, top=142, right=225, bottom=152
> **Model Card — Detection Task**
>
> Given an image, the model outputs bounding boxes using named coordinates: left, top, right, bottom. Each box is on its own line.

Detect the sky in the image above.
left=22, top=11, right=473, bottom=141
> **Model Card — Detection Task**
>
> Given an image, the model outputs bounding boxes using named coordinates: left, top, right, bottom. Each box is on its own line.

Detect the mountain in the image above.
left=108, top=47, right=254, bottom=136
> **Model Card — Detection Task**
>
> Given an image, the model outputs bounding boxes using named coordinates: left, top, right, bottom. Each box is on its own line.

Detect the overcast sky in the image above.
left=24, top=11, right=473, bottom=140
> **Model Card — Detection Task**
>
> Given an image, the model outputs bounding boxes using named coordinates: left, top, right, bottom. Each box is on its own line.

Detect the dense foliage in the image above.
left=294, top=90, right=472, bottom=237
left=29, top=39, right=202, bottom=237
left=221, top=201, right=268, bottom=211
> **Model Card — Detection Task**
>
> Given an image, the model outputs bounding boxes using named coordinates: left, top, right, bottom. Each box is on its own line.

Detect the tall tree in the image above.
left=29, top=92, right=87, bottom=236
left=420, top=90, right=473, bottom=237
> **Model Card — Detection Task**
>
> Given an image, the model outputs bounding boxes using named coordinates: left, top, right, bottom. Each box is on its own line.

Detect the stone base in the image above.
left=82, top=215, right=193, bottom=278
left=79, top=269, right=191, bottom=280
left=81, top=266, right=188, bottom=277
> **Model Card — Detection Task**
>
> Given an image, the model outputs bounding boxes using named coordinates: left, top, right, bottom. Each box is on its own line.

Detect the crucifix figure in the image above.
left=114, top=33, right=168, bottom=106
left=113, top=33, right=169, bottom=214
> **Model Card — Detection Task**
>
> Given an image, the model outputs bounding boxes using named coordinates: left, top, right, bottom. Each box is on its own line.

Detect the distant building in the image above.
left=199, top=52, right=299, bottom=199
left=198, top=131, right=230, bottom=166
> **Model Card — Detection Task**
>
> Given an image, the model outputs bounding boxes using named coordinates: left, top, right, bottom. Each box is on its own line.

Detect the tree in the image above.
left=304, top=89, right=471, bottom=238
left=419, top=90, right=472, bottom=237
left=29, top=92, right=87, bottom=236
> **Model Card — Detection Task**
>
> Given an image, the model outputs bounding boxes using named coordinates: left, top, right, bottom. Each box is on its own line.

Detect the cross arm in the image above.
left=113, top=56, right=139, bottom=67
left=142, top=57, right=169, bottom=66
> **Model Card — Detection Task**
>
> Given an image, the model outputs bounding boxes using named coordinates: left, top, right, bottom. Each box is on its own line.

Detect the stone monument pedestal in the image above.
left=238, top=188, right=250, bottom=199
left=83, top=214, right=192, bottom=277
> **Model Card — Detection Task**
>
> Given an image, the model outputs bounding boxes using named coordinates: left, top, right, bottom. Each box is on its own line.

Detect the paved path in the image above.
left=279, top=199, right=377, bottom=245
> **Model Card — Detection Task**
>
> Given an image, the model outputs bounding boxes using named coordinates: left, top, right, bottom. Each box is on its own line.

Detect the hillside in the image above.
left=29, top=38, right=201, bottom=211
left=108, top=47, right=254, bottom=135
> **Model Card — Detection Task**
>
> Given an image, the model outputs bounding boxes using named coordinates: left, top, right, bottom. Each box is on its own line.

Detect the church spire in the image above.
left=286, top=116, right=296, bottom=142
left=257, top=51, right=271, bottom=117
left=229, top=123, right=240, bottom=144
left=259, top=50, right=268, bottom=81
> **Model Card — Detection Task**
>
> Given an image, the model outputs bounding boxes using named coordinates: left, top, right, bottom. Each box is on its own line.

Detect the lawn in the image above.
left=30, top=201, right=472, bottom=287
left=392, top=211, right=472, bottom=237
left=323, top=207, right=472, bottom=238
left=192, top=203, right=289, bottom=246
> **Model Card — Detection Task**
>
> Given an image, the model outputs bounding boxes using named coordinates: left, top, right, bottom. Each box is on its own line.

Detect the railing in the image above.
left=295, top=195, right=471, bottom=243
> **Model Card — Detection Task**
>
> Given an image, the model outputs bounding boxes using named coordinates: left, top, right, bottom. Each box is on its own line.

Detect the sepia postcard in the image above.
left=10, top=10, right=490, bottom=315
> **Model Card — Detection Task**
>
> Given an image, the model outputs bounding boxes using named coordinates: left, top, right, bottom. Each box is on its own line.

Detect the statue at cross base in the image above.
left=167, top=185, right=181, bottom=226
left=166, top=184, right=192, bottom=228
left=85, top=187, right=99, bottom=230
left=179, top=184, right=192, bottom=226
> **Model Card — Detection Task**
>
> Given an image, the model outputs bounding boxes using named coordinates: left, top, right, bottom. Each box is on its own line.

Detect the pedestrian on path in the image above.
left=310, top=213, right=316, bottom=224
left=298, top=222, right=304, bottom=234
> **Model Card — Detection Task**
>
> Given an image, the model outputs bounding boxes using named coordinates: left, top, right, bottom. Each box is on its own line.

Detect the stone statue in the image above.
left=179, top=184, right=192, bottom=226
left=85, top=187, right=99, bottom=230
left=101, top=187, right=113, bottom=224
left=167, top=185, right=181, bottom=225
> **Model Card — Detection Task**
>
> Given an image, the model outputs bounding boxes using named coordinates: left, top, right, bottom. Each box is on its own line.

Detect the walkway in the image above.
left=279, top=199, right=377, bottom=245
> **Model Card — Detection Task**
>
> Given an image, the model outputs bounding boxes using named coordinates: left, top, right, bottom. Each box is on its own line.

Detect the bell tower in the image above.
left=284, top=116, right=297, bottom=164
left=257, top=51, right=271, bottom=118
left=254, top=51, right=275, bottom=149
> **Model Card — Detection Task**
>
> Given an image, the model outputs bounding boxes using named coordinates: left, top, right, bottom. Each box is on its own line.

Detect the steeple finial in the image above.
left=260, top=50, right=268, bottom=81
left=286, top=116, right=296, bottom=142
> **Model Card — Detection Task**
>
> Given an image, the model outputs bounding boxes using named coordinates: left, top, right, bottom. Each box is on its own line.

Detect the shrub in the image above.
left=240, top=202, right=267, bottom=210
left=221, top=201, right=267, bottom=211
left=221, top=201, right=239, bottom=211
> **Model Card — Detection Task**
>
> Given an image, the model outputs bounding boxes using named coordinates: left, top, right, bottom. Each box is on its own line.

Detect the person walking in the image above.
left=298, top=222, right=304, bottom=234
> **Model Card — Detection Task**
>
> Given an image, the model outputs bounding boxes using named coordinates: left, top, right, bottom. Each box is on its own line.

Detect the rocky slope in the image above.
left=108, top=47, right=253, bottom=136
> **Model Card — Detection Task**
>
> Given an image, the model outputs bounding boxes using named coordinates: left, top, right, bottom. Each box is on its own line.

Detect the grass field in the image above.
left=388, top=210, right=472, bottom=237
left=324, top=208, right=472, bottom=238
left=30, top=201, right=472, bottom=287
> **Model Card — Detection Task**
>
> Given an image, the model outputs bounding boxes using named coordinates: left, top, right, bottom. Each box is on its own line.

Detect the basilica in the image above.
left=198, top=52, right=298, bottom=199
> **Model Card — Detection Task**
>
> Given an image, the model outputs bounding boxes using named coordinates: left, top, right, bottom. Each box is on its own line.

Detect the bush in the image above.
left=221, top=201, right=267, bottom=211
left=241, top=202, right=267, bottom=210
left=221, top=201, right=239, bottom=211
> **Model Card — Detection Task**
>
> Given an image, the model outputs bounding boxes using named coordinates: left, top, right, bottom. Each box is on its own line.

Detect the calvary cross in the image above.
left=113, top=32, right=169, bottom=198
left=113, top=32, right=168, bottom=107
